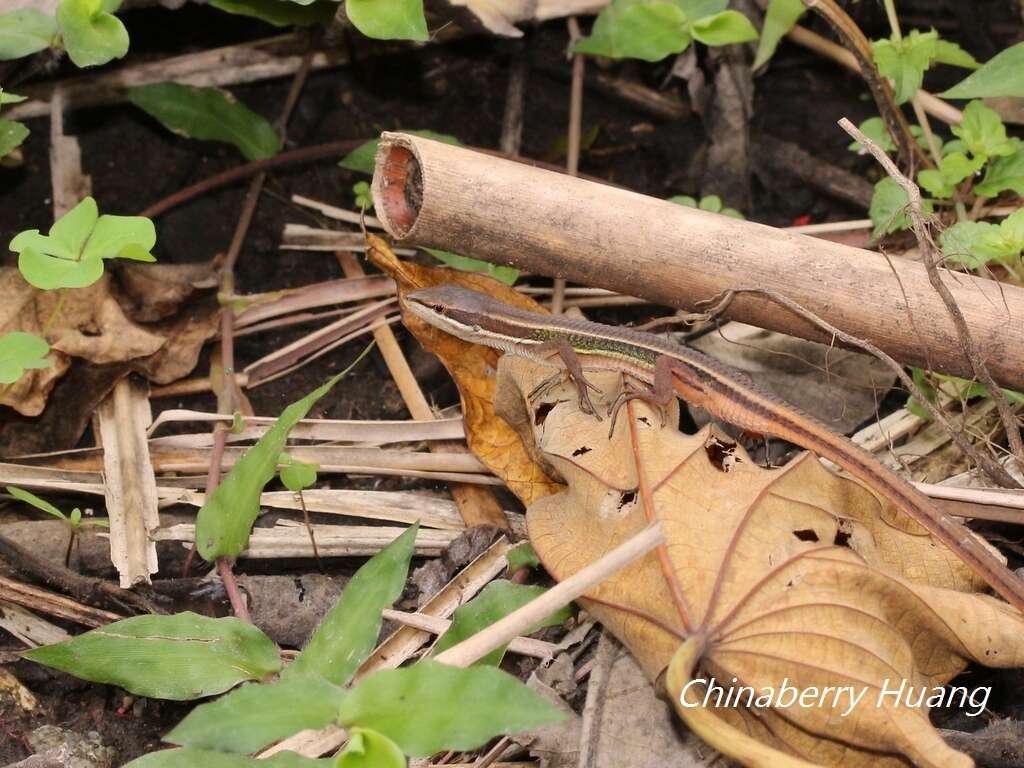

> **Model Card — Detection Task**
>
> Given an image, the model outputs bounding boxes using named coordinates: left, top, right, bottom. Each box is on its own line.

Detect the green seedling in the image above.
left=668, top=194, right=744, bottom=220
left=56, top=0, right=129, bottom=68
left=277, top=452, right=322, bottom=568
left=352, top=180, right=373, bottom=212
left=9, top=196, right=156, bottom=291
left=26, top=526, right=564, bottom=766
left=871, top=28, right=977, bottom=105
left=572, top=0, right=758, bottom=62
left=6, top=485, right=108, bottom=567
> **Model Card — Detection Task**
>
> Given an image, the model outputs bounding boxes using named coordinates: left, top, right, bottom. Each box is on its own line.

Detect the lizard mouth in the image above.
left=372, top=138, right=422, bottom=239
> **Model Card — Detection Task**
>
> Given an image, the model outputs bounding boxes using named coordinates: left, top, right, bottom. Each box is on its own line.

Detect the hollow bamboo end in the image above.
left=372, top=133, right=424, bottom=240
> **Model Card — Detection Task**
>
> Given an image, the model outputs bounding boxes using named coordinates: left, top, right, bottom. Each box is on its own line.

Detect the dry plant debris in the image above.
left=488, top=355, right=1024, bottom=767
left=369, top=235, right=563, bottom=504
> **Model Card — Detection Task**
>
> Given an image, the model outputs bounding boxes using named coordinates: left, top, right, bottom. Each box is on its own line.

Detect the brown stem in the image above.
left=64, top=528, right=75, bottom=569
left=838, top=118, right=1024, bottom=479
left=298, top=490, right=323, bottom=572
left=802, top=0, right=931, bottom=172
left=217, top=556, right=250, bottom=621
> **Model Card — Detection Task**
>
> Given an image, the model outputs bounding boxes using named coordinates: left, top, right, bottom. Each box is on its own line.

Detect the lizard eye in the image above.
left=472, top=324, right=482, bottom=333
left=431, top=304, right=445, bottom=313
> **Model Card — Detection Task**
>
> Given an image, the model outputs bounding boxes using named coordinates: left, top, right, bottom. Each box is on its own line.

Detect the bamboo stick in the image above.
left=371, top=133, right=1024, bottom=391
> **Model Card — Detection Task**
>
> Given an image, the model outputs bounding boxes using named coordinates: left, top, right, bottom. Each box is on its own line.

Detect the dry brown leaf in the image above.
left=366, top=234, right=562, bottom=504
left=495, top=356, right=1024, bottom=768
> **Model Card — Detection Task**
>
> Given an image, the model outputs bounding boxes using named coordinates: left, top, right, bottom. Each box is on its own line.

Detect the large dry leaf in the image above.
left=366, top=235, right=562, bottom=505
left=0, top=264, right=217, bottom=417
left=494, top=356, right=1024, bottom=768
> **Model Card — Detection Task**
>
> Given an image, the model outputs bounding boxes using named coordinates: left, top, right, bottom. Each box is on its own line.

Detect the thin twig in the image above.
left=838, top=117, right=1024, bottom=477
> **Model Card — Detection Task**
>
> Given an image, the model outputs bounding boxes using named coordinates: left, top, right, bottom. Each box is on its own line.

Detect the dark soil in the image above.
left=1, top=2, right=1022, bottom=764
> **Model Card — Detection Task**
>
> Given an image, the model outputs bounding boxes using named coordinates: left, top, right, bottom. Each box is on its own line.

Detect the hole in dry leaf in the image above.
left=793, top=529, right=820, bottom=543
left=638, top=416, right=651, bottom=426
left=618, top=490, right=638, bottom=511
left=705, top=437, right=738, bottom=472
left=534, top=402, right=555, bottom=425
left=834, top=528, right=852, bottom=547
left=572, top=445, right=592, bottom=456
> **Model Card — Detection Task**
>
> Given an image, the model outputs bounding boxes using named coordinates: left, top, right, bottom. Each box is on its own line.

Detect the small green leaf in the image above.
left=672, top=0, right=726, bottom=17
left=279, top=454, right=318, bottom=492
left=69, top=507, right=82, bottom=526
left=939, top=220, right=1000, bottom=268
left=0, top=10, right=56, bottom=60
left=506, top=542, right=539, bottom=572
left=352, top=180, right=374, bottom=211
left=690, top=9, right=757, bottom=46
left=339, top=130, right=461, bottom=175
left=346, top=0, right=427, bottom=41
left=6, top=485, right=66, bottom=520
left=0, top=87, right=27, bottom=105
left=423, top=248, right=519, bottom=286
left=196, top=373, right=351, bottom=561
left=572, top=1, right=691, bottom=62
left=24, top=613, right=280, bottom=700
left=209, top=0, right=336, bottom=27
left=942, top=41, right=1024, bottom=99
left=166, top=675, right=346, bottom=753
left=9, top=197, right=156, bottom=289
left=126, top=83, right=280, bottom=161
left=932, top=39, right=979, bottom=69
left=871, top=30, right=937, bottom=105
left=125, top=748, right=333, bottom=768
left=0, top=119, right=30, bottom=158
left=0, top=333, right=50, bottom=384
left=868, top=177, right=931, bottom=237
left=976, top=145, right=1024, bottom=197
left=951, top=100, right=1016, bottom=160
left=338, top=661, right=565, bottom=756
left=668, top=194, right=744, bottom=219
left=286, top=525, right=417, bottom=686
left=431, top=581, right=570, bottom=666
left=336, top=728, right=405, bottom=768
left=57, top=0, right=129, bottom=68
left=667, top=195, right=698, bottom=207
left=916, top=151, right=983, bottom=198
left=753, top=0, right=805, bottom=69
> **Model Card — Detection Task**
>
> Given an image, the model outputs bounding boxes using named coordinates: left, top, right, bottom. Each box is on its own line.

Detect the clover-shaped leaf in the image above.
left=56, top=0, right=129, bottom=68
left=0, top=333, right=50, bottom=384
left=9, top=197, right=156, bottom=290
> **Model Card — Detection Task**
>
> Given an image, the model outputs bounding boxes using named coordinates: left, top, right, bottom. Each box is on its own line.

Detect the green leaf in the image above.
left=286, top=525, right=417, bottom=686
left=0, top=88, right=27, bottom=105
left=346, top=0, right=427, bottom=41
left=691, top=10, right=757, bottom=46
left=9, top=197, right=157, bottom=289
left=753, top=0, right=805, bottom=69
left=868, top=177, right=931, bottom=237
left=871, top=29, right=937, bottom=105
left=6, top=485, right=65, bottom=520
left=57, top=0, right=129, bottom=68
left=352, top=180, right=374, bottom=210
left=166, top=675, right=346, bottom=753
left=671, top=0, right=726, bottom=17
left=916, top=151, right=983, bottom=198
left=431, top=581, right=570, bottom=666
left=336, top=728, right=406, bottom=768
left=69, top=507, right=82, bottom=526
left=0, top=333, right=50, bottom=384
left=506, top=542, right=539, bottom=572
left=942, top=41, right=1024, bottom=99
left=279, top=453, right=318, bottom=492
left=124, top=748, right=333, bottom=768
left=847, top=116, right=895, bottom=153
left=196, top=373, right=349, bottom=561
left=572, top=1, right=691, bottom=62
left=932, top=39, right=980, bottom=69
left=23, top=613, right=280, bottom=700
left=209, top=0, right=336, bottom=27
left=339, top=130, right=461, bottom=175
left=973, top=208, right=1024, bottom=261
left=339, top=661, right=564, bottom=756
left=668, top=194, right=744, bottom=219
left=0, top=10, right=57, bottom=60
left=423, top=248, right=519, bottom=286
left=667, top=195, right=698, bottom=207
left=951, top=100, right=1016, bottom=160
left=0, top=118, right=29, bottom=159
left=976, top=145, right=1024, bottom=197
left=126, top=83, right=280, bottom=162
left=939, top=220, right=1000, bottom=268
